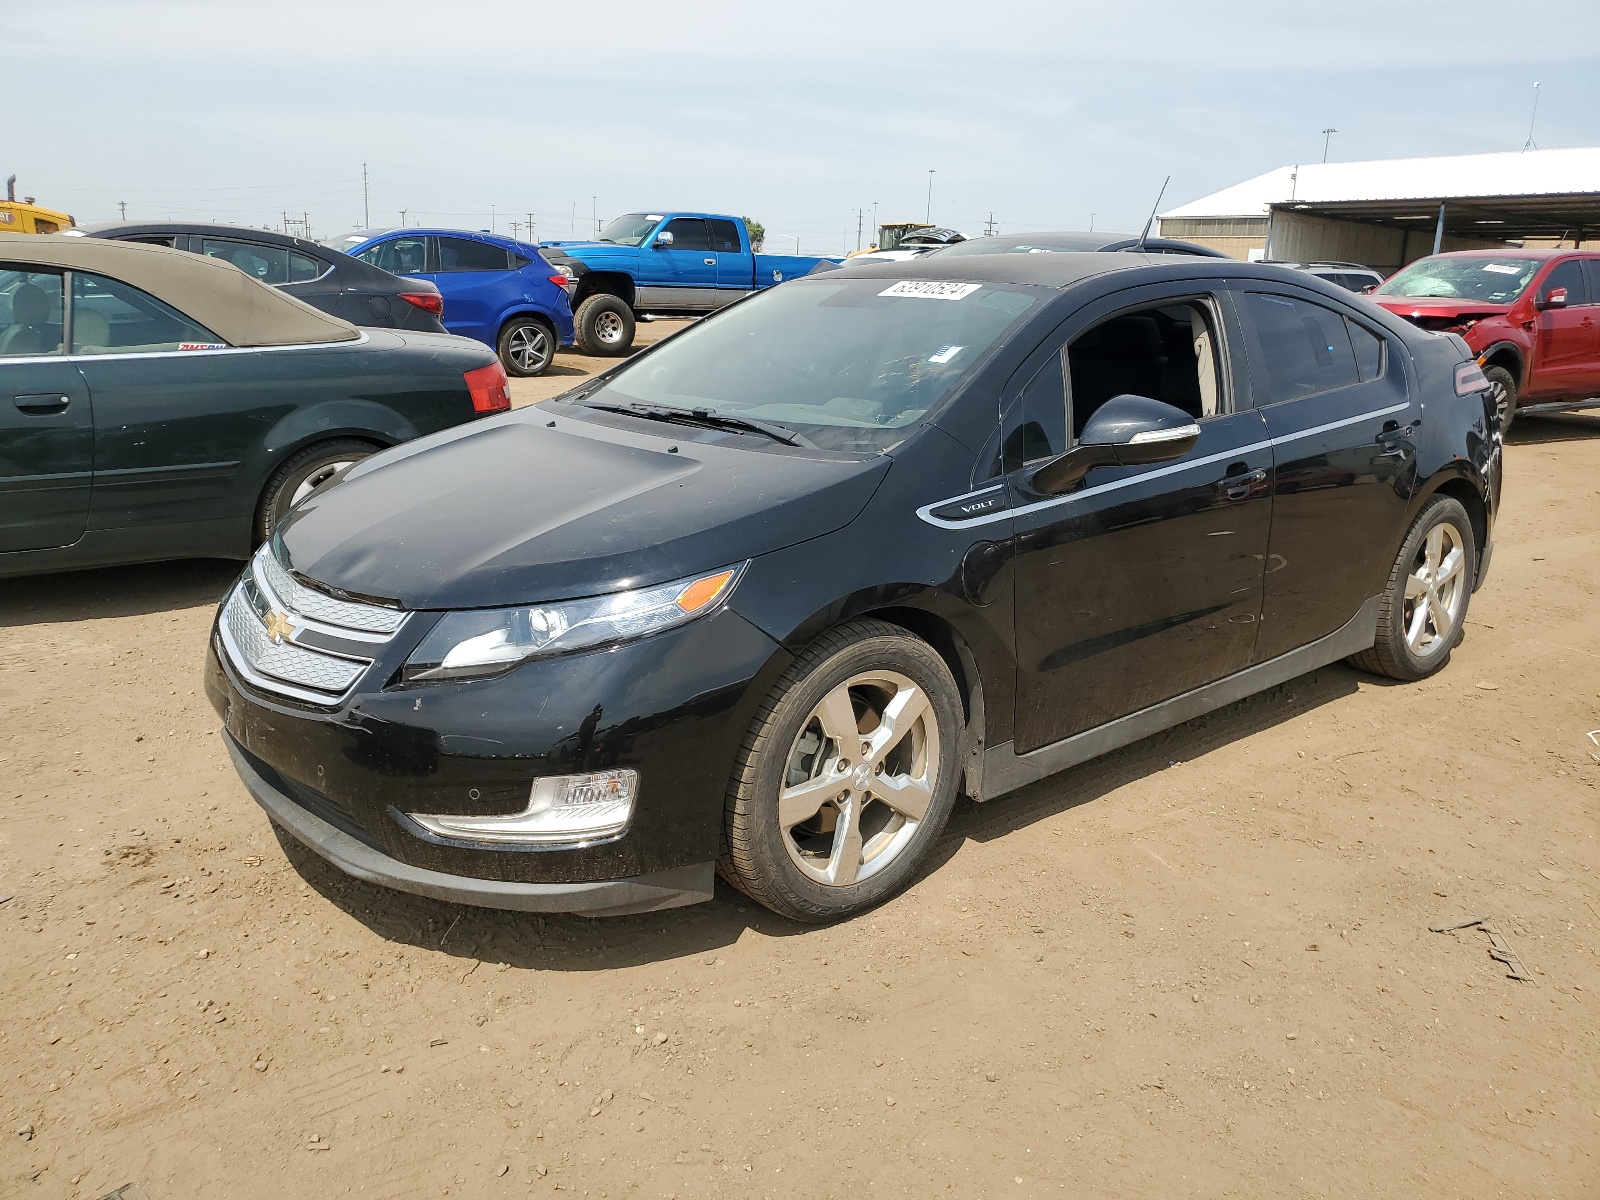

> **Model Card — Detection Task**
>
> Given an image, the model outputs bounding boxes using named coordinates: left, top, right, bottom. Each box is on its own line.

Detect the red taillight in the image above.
left=464, top=361, right=511, bottom=414
left=399, top=291, right=444, bottom=316
left=548, top=274, right=570, bottom=289
left=1454, top=361, right=1489, bottom=395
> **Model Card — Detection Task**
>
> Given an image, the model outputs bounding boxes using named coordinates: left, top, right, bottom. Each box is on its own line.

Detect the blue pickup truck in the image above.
left=541, top=212, right=839, bottom=354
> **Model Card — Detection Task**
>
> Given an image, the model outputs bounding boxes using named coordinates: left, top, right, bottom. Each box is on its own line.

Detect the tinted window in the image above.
left=287, top=251, right=327, bottom=282
left=0, top=268, right=64, bottom=356
left=1014, top=351, right=1067, bottom=463
left=708, top=219, right=743, bottom=253
left=128, top=235, right=178, bottom=248
left=437, top=237, right=510, bottom=273
left=200, top=238, right=296, bottom=285
left=1541, top=260, right=1589, bottom=306
left=71, top=272, right=223, bottom=353
left=1066, top=301, right=1224, bottom=436
left=357, top=236, right=429, bottom=275
left=661, top=218, right=711, bottom=251
left=1348, top=320, right=1385, bottom=382
left=1243, top=292, right=1359, bottom=404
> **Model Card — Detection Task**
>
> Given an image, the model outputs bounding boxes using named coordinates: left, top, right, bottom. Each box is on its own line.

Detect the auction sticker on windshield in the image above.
left=1482, top=263, right=1521, bottom=275
left=880, top=281, right=982, bottom=301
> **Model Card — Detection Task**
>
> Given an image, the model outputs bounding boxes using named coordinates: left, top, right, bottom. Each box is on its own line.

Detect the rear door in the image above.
left=0, top=266, right=94, bottom=552
left=1237, top=287, right=1416, bottom=660
left=433, top=235, right=515, bottom=346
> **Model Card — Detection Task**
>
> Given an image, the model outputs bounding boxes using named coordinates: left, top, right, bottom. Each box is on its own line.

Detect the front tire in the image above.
left=719, top=619, right=963, bottom=923
left=1347, top=495, right=1476, bottom=681
left=255, top=439, right=376, bottom=544
left=1484, top=364, right=1518, bottom=433
left=498, top=316, right=557, bottom=377
left=573, top=294, right=635, bottom=356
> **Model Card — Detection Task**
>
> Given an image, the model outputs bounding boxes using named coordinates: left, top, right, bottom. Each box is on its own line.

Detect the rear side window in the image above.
left=129, top=235, right=178, bottom=248
left=437, top=237, right=510, bottom=273
left=201, top=238, right=295, bottom=285
left=707, top=219, right=743, bottom=253
left=1348, top=320, right=1385, bottom=381
left=0, top=268, right=65, bottom=356
left=70, top=272, right=224, bottom=353
left=287, top=251, right=327, bottom=282
left=357, top=236, right=429, bottom=275
left=1242, top=292, right=1359, bottom=404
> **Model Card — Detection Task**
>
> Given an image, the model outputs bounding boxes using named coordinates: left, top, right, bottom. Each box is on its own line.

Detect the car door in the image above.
left=1236, top=287, right=1416, bottom=661
left=708, top=217, right=751, bottom=302
left=68, top=269, right=277, bottom=539
left=433, top=235, right=514, bottom=345
left=0, top=266, right=94, bottom=553
left=646, top=218, right=717, bottom=309
left=1525, top=260, right=1591, bottom=399
left=1006, top=283, right=1274, bottom=754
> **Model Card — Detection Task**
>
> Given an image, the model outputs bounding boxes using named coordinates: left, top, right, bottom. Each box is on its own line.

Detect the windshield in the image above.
left=596, top=214, right=662, bottom=246
left=319, top=234, right=372, bottom=252
left=583, top=276, right=1040, bottom=452
left=1376, top=256, right=1540, bottom=303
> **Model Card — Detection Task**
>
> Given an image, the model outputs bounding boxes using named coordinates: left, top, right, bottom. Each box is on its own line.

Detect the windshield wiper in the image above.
left=582, top=401, right=811, bottom=447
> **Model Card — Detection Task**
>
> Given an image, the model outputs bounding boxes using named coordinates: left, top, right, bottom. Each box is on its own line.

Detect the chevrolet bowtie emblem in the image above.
left=262, top=609, right=296, bottom=645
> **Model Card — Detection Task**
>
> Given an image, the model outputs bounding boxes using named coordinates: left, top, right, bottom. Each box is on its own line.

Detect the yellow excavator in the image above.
left=0, top=176, right=75, bottom=235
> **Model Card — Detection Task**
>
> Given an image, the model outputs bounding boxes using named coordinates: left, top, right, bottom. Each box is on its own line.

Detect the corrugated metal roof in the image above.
left=1162, top=146, right=1600, bottom=220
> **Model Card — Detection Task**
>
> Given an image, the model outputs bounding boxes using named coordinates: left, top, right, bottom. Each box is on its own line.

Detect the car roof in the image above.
left=1421, top=248, right=1598, bottom=260
left=818, top=249, right=1283, bottom=289
left=345, top=227, right=543, bottom=254
left=79, top=221, right=331, bottom=255
left=0, top=232, right=360, bottom=347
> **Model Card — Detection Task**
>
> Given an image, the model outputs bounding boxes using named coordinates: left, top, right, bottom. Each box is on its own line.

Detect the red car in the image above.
left=1371, top=249, right=1600, bottom=430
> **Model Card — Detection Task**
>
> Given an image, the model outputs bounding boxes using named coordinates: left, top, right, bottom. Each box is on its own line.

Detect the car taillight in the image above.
left=548, top=274, right=570, bottom=289
left=399, top=291, right=444, bottom=315
left=1454, top=361, right=1489, bottom=395
left=464, top=362, right=511, bottom=414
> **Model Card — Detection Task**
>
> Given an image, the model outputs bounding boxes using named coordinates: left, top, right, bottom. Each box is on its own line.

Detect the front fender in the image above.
left=1475, top=339, right=1526, bottom=385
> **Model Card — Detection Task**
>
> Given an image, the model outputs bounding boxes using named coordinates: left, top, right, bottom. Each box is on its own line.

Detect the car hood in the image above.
left=1371, top=296, right=1514, bottom=320
left=541, top=240, right=640, bottom=263
left=277, top=408, right=891, bottom=611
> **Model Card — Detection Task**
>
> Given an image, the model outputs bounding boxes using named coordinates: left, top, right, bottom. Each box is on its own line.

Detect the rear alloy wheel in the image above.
left=498, top=317, right=557, bottom=377
left=255, top=438, right=376, bottom=543
left=720, top=619, right=963, bottom=922
left=1484, top=364, right=1518, bottom=434
left=1347, top=495, right=1476, bottom=681
left=573, top=294, right=635, bottom=356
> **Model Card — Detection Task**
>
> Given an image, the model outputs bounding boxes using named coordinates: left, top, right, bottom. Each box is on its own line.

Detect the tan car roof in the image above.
left=0, top=232, right=360, bottom=347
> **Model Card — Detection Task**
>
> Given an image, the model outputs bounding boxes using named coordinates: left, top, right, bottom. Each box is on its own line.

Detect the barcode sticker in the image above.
left=879, top=280, right=981, bottom=301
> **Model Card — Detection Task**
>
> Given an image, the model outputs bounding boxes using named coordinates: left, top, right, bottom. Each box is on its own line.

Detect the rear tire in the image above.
left=719, top=619, right=963, bottom=923
left=1346, top=495, right=1476, bottom=682
left=255, top=438, right=376, bottom=544
left=1484, top=364, right=1518, bottom=433
left=573, top=294, right=635, bottom=356
left=498, top=316, right=557, bottom=377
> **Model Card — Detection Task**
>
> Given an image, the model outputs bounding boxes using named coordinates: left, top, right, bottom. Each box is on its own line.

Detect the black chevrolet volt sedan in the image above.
left=207, top=253, right=1501, bottom=923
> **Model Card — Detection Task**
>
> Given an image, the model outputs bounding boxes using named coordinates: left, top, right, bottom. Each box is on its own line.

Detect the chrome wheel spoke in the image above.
left=824, top=793, right=864, bottom=886
left=872, top=770, right=933, bottom=822
left=1424, top=526, right=1444, bottom=573
left=1436, top=547, right=1464, bottom=587
left=1404, top=573, right=1428, bottom=600
left=813, top=685, right=860, bottom=746
left=866, top=684, right=929, bottom=766
left=778, top=770, right=844, bottom=829
left=1406, top=600, right=1431, bottom=647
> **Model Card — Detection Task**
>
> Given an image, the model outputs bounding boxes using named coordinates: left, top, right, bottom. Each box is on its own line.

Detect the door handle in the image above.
left=14, top=393, right=71, bottom=413
left=703, top=258, right=716, bottom=265
left=1215, top=467, right=1267, bottom=498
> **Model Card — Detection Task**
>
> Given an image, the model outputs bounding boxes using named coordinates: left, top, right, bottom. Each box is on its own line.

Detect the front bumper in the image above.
left=224, top=731, right=713, bottom=916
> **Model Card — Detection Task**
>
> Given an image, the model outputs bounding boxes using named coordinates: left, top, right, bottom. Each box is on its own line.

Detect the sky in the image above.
left=9, top=0, right=1600, bottom=252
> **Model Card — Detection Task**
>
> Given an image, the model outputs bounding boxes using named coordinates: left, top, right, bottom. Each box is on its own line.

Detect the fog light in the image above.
left=408, top=769, right=637, bottom=845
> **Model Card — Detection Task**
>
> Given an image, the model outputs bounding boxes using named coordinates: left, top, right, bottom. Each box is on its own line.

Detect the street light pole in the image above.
left=926, top=170, right=935, bottom=224
left=1321, top=128, right=1338, bottom=163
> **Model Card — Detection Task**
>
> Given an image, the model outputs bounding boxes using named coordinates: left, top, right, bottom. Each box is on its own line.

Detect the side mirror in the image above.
left=1360, top=283, right=1377, bottom=294
left=653, top=231, right=674, bottom=248
left=1536, top=286, right=1568, bottom=310
left=1030, top=394, right=1201, bottom=496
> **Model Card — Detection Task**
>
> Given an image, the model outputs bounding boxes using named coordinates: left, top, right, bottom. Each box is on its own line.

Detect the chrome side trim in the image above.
left=0, top=330, right=370, bottom=366
left=916, top=402, right=1412, bottom=530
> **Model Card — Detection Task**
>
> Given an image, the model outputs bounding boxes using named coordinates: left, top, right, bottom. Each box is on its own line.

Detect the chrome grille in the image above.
left=217, top=543, right=410, bottom=704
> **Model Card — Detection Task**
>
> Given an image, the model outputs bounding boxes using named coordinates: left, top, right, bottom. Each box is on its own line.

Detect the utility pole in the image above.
left=303, top=211, right=309, bottom=241
left=570, top=202, right=576, bottom=236
left=118, top=200, right=127, bottom=220
left=527, top=212, right=535, bottom=242
left=592, top=196, right=598, bottom=236
left=399, top=209, right=406, bottom=227
left=282, top=210, right=289, bottom=234
left=362, top=163, right=370, bottom=227
left=1321, top=128, right=1337, bottom=163
left=984, top=212, right=997, bottom=237
left=926, top=169, right=935, bottom=224
left=872, top=201, right=878, bottom=247
left=855, top=208, right=863, bottom=251
left=1523, top=81, right=1541, bottom=151
left=491, top=204, right=496, bottom=233
left=1089, top=212, right=1096, bottom=232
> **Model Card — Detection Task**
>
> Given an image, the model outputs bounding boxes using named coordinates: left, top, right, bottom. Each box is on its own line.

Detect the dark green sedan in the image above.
left=0, top=232, right=508, bottom=577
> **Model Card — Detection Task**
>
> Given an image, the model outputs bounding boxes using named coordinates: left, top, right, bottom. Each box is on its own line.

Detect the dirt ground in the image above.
left=2, top=338, right=1598, bottom=1199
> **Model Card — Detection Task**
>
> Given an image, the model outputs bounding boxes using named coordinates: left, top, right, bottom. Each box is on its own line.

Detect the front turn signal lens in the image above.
left=674, top=569, right=736, bottom=614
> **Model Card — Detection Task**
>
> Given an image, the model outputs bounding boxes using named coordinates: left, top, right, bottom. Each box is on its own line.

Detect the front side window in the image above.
left=588, top=276, right=1041, bottom=452
left=1013, top=351, right=1067, bottom=463
left=0, top=268, right=65, bottom=356
left=707, top=219, right=743, bottom=253
left=356, top=236, right=429, bottom=275
left=437, top=237, right=510, bottom=273
left=201, top=237, right=294, bottom=285
left=1242, top=292, right=1358, bottom=405
left=70, top=272, right=224, bottom=353
left=1540, top=260, right=1589, bottom=307
left=1067, top=300, right=1224, bottom=439
left=660, top=218, right=711, bottom=251
left=1375, top=256, right=1540, bottom=303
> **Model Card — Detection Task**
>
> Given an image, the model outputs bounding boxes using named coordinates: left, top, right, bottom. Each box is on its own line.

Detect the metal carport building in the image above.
left=1158, top=146, right=1600, bottom=273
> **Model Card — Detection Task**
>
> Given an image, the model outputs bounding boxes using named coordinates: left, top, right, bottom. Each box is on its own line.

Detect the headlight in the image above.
left=402, top=564, right=744, bottom=682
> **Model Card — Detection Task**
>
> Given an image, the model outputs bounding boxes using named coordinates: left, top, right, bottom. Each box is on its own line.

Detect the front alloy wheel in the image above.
left=720, top=619, right=962, bottom=922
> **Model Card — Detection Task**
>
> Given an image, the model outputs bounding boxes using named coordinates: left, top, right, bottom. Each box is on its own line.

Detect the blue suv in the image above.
left=330, top=229, right=576, bottom=376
